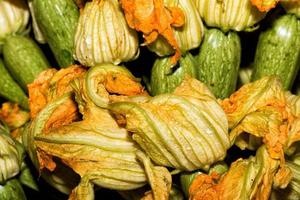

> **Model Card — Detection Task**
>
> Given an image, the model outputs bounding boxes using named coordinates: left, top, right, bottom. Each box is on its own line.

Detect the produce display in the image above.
left=0, top=0, right=300, bottom=200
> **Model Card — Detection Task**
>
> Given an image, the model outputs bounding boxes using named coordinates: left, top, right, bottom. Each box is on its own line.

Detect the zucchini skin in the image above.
left=252, top=14, right=300, bottom=90
left=33, top=0, right=79, bottom=67
left=3, top=35, right=49, bottom=91
left=197, top=28, right=241, bottom=99
left=0, top=179, right=26, bottom=200
left=150, top=52, right=197, bottom=96
left=0, top=59, right=28, bottom=110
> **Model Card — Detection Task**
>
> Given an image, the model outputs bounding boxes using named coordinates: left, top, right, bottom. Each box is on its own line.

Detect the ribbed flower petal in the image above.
left=0, top=133, right=21, bottom=184
left=26, top=72, right=171, bottom=199
left=110, top=77, right=230, bottom=171
left=195, top=0, right=266, bottom=31
left=221, top=76, right=293, bottom=160
left=0, top=0, right=29, bottom=45
left=74, top=0, right=139, bottom=66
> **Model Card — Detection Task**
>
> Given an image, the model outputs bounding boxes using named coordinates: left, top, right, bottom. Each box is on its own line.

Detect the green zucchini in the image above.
left=150, top=52, right=197, bottom=96
left=0, top=59, right=28, bottom=110
left=33, top=0, right=79, bottom=67
left=3, top=35, right=49, bottom=91
left=252, top=14, right=300, bottom=90
left=0, top=179, right=26, bottom=200
left=197, top=28, right=241, bottom=99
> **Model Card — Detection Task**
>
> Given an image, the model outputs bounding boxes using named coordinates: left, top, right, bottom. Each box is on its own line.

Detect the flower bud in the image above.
left=74, top=0, right=139, bottom=66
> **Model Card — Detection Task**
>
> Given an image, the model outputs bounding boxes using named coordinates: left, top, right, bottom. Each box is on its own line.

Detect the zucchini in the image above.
left=0, top=179, right=26, bottom=200
left=3, top=35, right=49, bottom=91
left=252, top=14, right=300, bottom=90
left=0, top=59, right=28, bottom=109
left=33, top=0, right=79, bottom=67
left=150, top=52, right=197, bottom=96
left=197, top=28, right=241, bottom=99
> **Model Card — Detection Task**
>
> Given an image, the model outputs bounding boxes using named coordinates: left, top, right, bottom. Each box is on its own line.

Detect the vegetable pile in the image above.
left=0, top=0, right=300, bottom=199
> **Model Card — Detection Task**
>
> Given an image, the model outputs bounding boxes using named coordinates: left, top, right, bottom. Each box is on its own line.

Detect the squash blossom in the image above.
left=0, top=0, right=29, bottom=47
left=188, top=146, right=292, bottom=200
left=221, top=76, right=295, bottom=161
left=84, top=63, right=147, bottom=108
left=110, top=77, right=230, bottom=171
left=74, top=0, right=140, bottom=67
left=0, top=133, right=21, bottom=184
left=194, top=0, right=267, bottom=32
left=147, top=0, right=204, bottom=58
left=220, top=76, right=300, bottom=197
left=24, top=66, right=86, bottom=194
left=0, top=119, right=27, bottom=200
left=26, top=65, right=172, bottom=199
left=119, top=0, right=185, bottom=63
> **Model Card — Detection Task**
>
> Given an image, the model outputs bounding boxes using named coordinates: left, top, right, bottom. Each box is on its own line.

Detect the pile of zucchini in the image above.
left=1, top=0, right=299, bottom=106
left=0, top=0, right=299, bottom=199
left=0, top=0, right=79, bottom=110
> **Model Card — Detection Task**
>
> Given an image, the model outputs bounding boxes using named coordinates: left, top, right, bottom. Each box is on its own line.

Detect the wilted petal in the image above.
left=147, top=0, right=204, bottom=56
left=271, top=153, right=300, bottom=200
left=28, top=65, right=86, bottom=131
left=221, top=76, right=293, bottom=159
left=0, top=102, right=29, bottom=130
left=189, top=146, right=289, bottom=200
left=22, top=93, right=79, bottom=194
left=85, top=63, right=147, bottom=108
left=251, top=0, right=280, bottom=12
left=110, top=78, right=230, bottom=171
left=120, top=0, right=185, bottom=63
